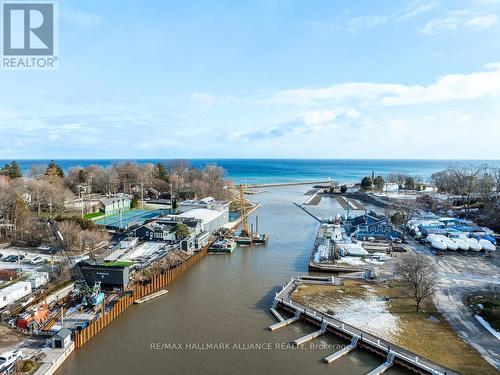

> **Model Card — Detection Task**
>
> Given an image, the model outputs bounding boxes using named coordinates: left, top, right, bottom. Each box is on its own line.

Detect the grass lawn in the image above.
left=84, top=211, right=105, bottom=219
left=292, top=281, right=497, bottom=375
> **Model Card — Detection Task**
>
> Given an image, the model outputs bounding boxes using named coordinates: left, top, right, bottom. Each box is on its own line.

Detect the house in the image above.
left=99, top=194, right=131, bottom=216
left=344, top=211, right=402, bottom=240
left=134, top=216, right=203, bottom=242
left=51, top=328, right=72, bottom=349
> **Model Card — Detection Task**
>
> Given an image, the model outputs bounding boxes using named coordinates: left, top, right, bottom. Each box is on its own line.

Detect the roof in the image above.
left=100, top=195, right=131, bottom=206
left=55, top=328, right=72, bottom=339
left=178, top=208, right=222, bottom=223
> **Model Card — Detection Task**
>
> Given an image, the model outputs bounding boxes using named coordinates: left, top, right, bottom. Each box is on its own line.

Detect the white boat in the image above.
left=426, top=234, right=437, bottom=243
left=453, top=238, right=469, bottom=251
left=438, top=235, right=458, bottom=250
left=460, top=235, right=482, bottom=252
left=479, top=239, right=496, bottom=252
left=431, top=238, right=447, bottom=250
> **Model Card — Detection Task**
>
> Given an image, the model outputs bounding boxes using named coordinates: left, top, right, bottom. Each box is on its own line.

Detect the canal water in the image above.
left=58, top=187, right=409, bottom=375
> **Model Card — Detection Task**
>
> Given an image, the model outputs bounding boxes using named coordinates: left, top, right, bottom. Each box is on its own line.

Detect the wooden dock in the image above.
left=134, top=289, right=168, bottom=304
left=269, top=277, right=457, bottom=375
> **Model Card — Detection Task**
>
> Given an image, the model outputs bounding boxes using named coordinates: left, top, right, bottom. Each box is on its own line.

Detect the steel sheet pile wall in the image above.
left=74, top=247, right=208, bottom=348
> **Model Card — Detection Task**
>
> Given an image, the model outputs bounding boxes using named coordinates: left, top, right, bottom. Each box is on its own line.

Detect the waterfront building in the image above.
left=343, top=212, right=402, bottom=240
left=99, top=194, right=132, bottom=216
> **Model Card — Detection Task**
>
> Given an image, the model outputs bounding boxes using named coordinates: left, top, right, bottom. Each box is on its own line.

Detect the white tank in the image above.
left=453, top=238, right=469, bottom=251
left=431, top=238, right=447, bottom=250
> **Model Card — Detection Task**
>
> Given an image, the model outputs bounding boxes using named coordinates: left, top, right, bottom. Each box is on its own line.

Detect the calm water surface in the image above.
left=57, top=187, right=409, bottom=375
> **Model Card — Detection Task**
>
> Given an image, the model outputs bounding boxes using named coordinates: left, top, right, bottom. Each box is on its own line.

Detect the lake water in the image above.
left=4, top=158, right=499, bottom=184
left=57, top=186, right=408, bottom=375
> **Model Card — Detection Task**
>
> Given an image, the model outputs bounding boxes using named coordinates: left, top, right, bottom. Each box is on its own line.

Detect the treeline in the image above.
left=359, top=171, right=424, bottom=193
left=431, top=165, right=500, bottom=207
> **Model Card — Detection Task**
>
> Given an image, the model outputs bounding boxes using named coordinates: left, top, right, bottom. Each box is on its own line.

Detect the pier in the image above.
left=293, top=202, right=323, bottom=222
left=246, top=179, right=332, bottom=188
left=134, top=289, right=168, bottom=304
left=269, top=277, right=458, bottom=375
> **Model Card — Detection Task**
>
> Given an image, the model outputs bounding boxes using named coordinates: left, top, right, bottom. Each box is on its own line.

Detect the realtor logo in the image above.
left=1, top=1, right=58, bottom=69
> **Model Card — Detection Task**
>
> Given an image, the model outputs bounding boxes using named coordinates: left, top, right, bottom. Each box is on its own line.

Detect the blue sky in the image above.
left=1, top=0, right=500, bottom=159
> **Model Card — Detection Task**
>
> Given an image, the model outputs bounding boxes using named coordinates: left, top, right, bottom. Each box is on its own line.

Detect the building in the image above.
left=27, top=272, right=49, bottom=289
left=0, top=281, right=32, bottom=309
left=179, top=197, right=230, bottom=219
left=134, top=216, right=203, bottom=242
left=99, top=194, right=131, bottom=216
left=51, top=328, right=72, bottom=349
left=343, top=211, right=402, bottom=240
left=178, top=207, right=229, bottom=234
left=78, top=262, right=130, bottom=289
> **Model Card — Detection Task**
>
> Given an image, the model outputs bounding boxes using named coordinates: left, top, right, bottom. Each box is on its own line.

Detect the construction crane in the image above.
left=47, top=220, right=102, bottom=307
left=236, top=184, right=250, bottom=237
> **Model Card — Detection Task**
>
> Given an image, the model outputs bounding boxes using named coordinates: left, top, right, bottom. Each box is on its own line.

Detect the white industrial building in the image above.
left=0, top=281, right=32, bottom=309
left=178, top=208, right=228, bottom=234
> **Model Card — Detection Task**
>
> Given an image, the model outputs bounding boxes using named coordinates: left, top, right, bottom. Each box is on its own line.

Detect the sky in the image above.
left=1, top=0, right=500, bottom=159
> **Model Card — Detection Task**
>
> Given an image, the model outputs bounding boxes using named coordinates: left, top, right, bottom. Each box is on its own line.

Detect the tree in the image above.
left=391, top=198, right=419, bottom=238
left=404, top=176, right=415, bottom=191
left=373, top=176, right=385, bottom=191
left=340, top=185, right=347, bottom=194
left=7, top=161, right=22, bottom=179
left=56, top=220, right=81, bottom=252
left=449, top=165, right=483, bottom=212
left=395, top=252, right=436, bottom=312
left=360, top=177, right=372, bottom=190
left=131, top=195, right=140, bottom=209
left=175, top=223, right=191, bottom=239
left=388, top=171, right=408, bottom=194
left=80, top=229, right=109, bottom=258
left=45, top=160, right=64, bottom=178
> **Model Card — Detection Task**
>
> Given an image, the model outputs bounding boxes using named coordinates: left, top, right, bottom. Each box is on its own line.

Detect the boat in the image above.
left=430, top=237, right=447, bottom=250
left=466, top=238, right=482, bottom=252
left=427, top=235, right=446, bottom=250
left=209, top=240, right=236, bottom=254
left=452, top=237, right=469, bottom=251
left=479, top=239, right=496, bottom=252
left=437, top=235, right=458, bottom=250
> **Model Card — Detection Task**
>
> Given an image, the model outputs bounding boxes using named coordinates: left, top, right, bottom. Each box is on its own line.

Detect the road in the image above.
left=410, top=239, right=500, bottom=370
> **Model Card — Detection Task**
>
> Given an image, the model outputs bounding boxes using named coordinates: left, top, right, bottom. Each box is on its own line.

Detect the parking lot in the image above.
left=0, top=247, right=63, bottom=274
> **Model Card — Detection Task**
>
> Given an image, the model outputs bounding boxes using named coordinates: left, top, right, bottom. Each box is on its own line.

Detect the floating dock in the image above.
left=268, top=277, right=457, bottom=375
left=134, top=289, right=168, bottom=304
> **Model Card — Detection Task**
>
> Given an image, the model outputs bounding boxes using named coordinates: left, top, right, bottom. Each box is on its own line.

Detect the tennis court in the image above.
left=95, top=209, right=170, bottom=228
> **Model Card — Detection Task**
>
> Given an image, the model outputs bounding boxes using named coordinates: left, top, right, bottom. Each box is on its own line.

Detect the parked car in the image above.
left=30, top=256, right=45, bottom=265
left=3, top=255, right=24, bottom=262
left=0, top=350, right=23, bottom=371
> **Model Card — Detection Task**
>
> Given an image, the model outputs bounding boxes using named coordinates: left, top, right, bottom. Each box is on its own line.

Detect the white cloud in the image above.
left=464, top=14, right=499, bottom=29
left=270, top=63, right=500, bottom=107
left=421, top=11, right=498, bottom=35
left=347, top=15, right=388, bottom=32
left=396, top=1, right=437, bottom=20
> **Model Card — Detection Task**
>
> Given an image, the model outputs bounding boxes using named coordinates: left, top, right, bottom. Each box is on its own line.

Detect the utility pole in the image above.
left=140, top=182, right=144, bottom=210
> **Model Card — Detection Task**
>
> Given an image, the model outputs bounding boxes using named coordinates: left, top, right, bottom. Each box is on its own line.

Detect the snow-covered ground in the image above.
left=328, top=290, right=401, bottom=341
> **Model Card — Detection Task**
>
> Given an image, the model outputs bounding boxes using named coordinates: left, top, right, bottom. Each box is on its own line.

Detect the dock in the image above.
left=134, top=289, right=168, bottom=304
left=324, top=335, right=359, bottom=363
left=268, top=276, right=457, bottom=375
left=293, top=202, right=323, bottom=222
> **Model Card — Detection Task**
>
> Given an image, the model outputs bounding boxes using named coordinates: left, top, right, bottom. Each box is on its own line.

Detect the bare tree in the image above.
left=449, top=165, right=483, bottom=211
left=57, top=220, right=82, bottom=252
left=388, top=171, right=408, bottom=194
left=80, top=229, right=109, bottom=258
left=395, top=252, right=436, bottom=312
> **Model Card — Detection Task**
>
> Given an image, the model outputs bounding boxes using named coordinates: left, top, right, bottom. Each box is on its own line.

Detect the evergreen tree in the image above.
left=373, top=175, right=385, bottom=191
left=7, top=161, right=22, bottom=179
left=45, top=160, right=64, bottom=178
left=131, top=195, right=140, bottom=209
left=361, top=177, right=372, bottom=190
